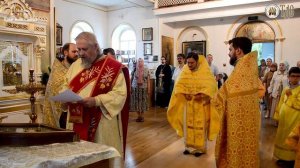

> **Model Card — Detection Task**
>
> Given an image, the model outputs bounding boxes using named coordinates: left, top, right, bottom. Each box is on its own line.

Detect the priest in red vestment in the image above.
left=61, top=32, right=130, bottom=157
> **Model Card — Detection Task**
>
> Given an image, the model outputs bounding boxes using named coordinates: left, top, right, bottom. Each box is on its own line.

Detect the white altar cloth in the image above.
left=0, top=141, right=120, bottom=168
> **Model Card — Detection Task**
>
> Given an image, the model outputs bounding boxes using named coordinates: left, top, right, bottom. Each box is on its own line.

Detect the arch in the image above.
left=111, top=23, right=137, bottom=69
left=226, top=14, right=283, bottom=42
left=226, top=14, right=285, bottom=62
left=111, top=23, right=136, bottom=49
left=176, top=26, right=208, bottom=66
left=235, top=21, right=275, bottom=42
left=69, top=21, right=94, bottom=43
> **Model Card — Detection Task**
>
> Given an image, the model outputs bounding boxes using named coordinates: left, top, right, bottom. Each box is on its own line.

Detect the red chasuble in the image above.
left=68, top=56, right=130, bottom=153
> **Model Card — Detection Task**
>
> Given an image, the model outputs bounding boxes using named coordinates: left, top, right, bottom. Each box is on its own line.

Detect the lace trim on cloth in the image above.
left=0, top=141, right=120, bottom=168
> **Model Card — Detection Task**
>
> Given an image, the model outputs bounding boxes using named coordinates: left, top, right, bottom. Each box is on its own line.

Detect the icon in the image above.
left=265, top=4, right=280, bottom=19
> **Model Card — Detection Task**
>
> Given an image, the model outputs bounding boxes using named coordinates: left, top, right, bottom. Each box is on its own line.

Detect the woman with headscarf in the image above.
left=268, top=61, right=289, bottom=125
left=130, top=58, right=150, bottom=122
left=263, top=62, right=278, bottom=118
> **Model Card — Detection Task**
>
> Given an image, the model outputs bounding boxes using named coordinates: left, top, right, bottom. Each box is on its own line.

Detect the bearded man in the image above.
left=43, top=43, right=78, bottom=128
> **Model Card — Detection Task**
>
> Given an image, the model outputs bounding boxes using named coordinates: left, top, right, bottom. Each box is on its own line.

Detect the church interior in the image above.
left=0, top=0, right=300, bottom=167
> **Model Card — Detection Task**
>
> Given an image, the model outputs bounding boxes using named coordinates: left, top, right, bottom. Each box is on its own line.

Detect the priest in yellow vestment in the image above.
left=212, top=37, right=264, bottom=168
left=43, top=43, right=78, bottom=128
left=167, top=52, right=219, bottom=157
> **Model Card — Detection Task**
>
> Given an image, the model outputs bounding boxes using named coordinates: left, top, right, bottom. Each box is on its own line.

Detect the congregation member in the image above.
left=263, top=63, right=277, bottom=118
left=103, top=47, right=116, bottom=59
left=155, top=56, right=172, bottom=108
left=265, top=58, right=273, bottom=75
left=172, top=53, right=185, bottom=83
left=130, top=58, right=150, bottom=122
left=268, top=61, right=289, bottom=125
left=206, top=54, right=219, bottom=81
left=258, top=59, right=267, bottom=80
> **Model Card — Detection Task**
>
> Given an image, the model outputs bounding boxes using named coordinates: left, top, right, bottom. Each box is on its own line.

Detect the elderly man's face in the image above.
left=76, top=39, right=98, bottom=67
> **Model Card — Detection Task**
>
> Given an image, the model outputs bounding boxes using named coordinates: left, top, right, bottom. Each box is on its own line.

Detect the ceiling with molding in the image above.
left=80, top=0, right=154, bottom=10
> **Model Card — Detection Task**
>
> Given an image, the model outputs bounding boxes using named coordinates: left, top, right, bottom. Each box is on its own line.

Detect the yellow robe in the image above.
left=167, top=55, right=219, bottom=152
left=212, top=51, right=261, bottom=168
left=43, top=59, right=68, bottom=127
left=286, top=121, right=300, bottom=168
left=274, top=85, right=300, bottom=161
left=62, top=56, right=127, bottom=155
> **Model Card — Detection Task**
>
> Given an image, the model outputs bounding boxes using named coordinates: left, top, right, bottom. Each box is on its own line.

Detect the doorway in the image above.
left=252, top=42, right=275, bottom=66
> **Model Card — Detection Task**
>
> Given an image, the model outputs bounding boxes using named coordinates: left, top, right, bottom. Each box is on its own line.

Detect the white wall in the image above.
left=278, top=11, right=300, bottom=67
left=54, top=1, right=300, bottom=74
left=54, top=0, right=107, bottom=57
left=166, top=10, right=300, bottom=75
left=173, top=18, right=233, bottom=75
left=107, top=7, right=159, bottom=69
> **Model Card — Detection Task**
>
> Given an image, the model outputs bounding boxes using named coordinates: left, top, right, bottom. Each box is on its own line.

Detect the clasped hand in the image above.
left=185, top=94, right=202, bottom=101
left=286, top=89, right=292, bottom=97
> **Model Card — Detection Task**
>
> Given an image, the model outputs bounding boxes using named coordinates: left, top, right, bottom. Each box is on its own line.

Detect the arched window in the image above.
left=112, top=24, right=136, bottom=72
left=120, top=29, right=136, bottom=57
left=70, top=21, right=94, bottom=43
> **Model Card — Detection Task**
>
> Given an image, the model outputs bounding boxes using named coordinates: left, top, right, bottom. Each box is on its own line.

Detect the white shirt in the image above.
left=209, top=64, right=219, bottom=77
left=172, top=65, right=184, bottom=83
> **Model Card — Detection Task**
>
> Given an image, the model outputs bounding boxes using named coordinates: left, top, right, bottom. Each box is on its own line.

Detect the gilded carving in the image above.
left=0, top=0, right=47, bottom=22
left=0, top=0, right=33, bottom=20
left=34, top=26, right=45, bottom=32
left=0, top=41, right=30, bottom=86
left=38, top=36, right=46, bottom=44
left=6, top=22, right=28, bottom=30
left=0, top=0, right=50, bottom=116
